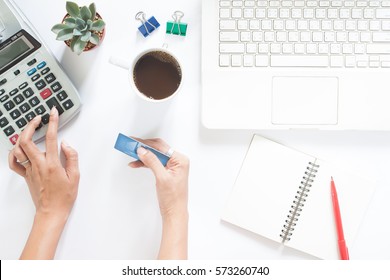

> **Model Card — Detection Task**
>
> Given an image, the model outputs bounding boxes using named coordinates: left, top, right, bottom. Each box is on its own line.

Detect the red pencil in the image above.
left=331, top=177, right=349, bottom=260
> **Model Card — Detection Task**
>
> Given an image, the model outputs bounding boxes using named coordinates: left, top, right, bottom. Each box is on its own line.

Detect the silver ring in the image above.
left=18, top=159, right=31, bottom=167
left=166, top=148, right=174, bottom=157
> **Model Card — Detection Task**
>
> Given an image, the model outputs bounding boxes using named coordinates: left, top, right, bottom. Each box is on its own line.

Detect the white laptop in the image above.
left=202, top=0, right=390, bottom=130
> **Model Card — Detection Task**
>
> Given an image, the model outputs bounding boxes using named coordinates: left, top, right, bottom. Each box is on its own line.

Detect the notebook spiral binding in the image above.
left=280, top=160, right=320, bottom=243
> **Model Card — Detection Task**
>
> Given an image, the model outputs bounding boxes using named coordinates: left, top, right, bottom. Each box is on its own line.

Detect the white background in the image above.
left=0, top=0, right=390, bottom=260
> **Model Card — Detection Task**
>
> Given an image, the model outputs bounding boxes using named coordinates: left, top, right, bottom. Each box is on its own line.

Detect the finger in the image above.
left=61, top=141, right=80, bottom=183
left=136, top=147, right=166, bottom=178
left=46, top=107, right=59, bottom=162
left=8, top=150, right=26, bottom=177
left=19, top=115, right=42, bottom=163
left=12, top=141, right=29, bottom=163
left=11, top=136, right=32, bottom=169
left=128, top=160, right=145, bottom=168
left=131, top=137, right=170, bottom=154
left=166, top=151, right=190, bottom=171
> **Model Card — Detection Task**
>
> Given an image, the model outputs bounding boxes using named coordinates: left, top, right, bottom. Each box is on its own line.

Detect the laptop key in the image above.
left=271, top=55, right=329, bottom=67
left=219, top=20, right=236, bottom=30
left=255, top=55, right=269, bottom=66
left=232, top=55, right=242, bottom=66
left=220, top=43, right=245, bottom=53
left=366, top=44, right=390, bottom=53
left=219, top=55, right=230, bottom=67
left=376, top=9, right=390, bottom=19
left=220, top=32, right=239, bottom=42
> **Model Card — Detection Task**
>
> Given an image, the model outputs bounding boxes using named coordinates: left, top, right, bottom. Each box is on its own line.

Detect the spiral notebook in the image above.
left=222, top=135, right=376, bottom=259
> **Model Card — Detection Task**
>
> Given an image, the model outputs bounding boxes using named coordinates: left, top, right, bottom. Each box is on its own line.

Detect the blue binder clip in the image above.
left=166, top=11, right=187, bottom=36
left=135, top=11, right=160, bottom=37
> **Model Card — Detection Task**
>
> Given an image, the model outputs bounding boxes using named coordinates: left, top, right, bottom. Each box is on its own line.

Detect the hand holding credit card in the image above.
left=114, top=133, right=171, bottom=166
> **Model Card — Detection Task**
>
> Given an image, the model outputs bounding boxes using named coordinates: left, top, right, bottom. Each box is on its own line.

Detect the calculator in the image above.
left=0, top=0, right=81, bottom=150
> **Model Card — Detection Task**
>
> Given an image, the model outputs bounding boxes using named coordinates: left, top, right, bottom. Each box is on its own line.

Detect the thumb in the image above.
left=61, top=141, right=80, bottom=181
left=137, top=146, right=166, bottom=178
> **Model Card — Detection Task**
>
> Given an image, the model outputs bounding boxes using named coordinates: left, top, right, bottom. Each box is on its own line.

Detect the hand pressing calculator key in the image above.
left=0, top=0, right=81, bottom=150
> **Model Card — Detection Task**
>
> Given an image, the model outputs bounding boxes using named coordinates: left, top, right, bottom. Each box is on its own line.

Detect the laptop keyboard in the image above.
left=219, top=0, right=390, bottom=68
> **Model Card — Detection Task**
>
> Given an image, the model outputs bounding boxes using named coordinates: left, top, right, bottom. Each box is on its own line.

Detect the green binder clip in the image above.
left=166, top=11, right=187, bottom=36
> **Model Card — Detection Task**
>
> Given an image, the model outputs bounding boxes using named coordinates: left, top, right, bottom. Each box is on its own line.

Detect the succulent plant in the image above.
left=51, top=2, right=106, bottom=55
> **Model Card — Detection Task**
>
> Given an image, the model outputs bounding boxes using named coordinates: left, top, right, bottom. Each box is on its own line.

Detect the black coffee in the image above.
left=133, top=51, right=182, bottom=100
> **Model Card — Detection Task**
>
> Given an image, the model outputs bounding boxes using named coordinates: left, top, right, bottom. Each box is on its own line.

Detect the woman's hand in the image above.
left=8, top=107, right=80, bottom=259
left=129, top=138, right=189, bottom=259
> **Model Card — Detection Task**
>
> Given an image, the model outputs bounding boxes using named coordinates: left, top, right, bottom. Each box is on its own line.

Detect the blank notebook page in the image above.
left=221, top=135, right=376, bottom=259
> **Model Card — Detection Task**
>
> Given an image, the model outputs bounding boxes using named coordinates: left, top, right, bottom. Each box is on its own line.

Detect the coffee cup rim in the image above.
left=129, top=47, right=183, bottom=103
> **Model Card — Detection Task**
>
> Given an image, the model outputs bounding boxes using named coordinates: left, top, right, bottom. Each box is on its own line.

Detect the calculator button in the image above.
left=41, top=67, right=50, bottom=75
left=0, top=110, right=2, bottom=117
left=4, top=126, right=15, bottom=137
left=13, top=94, right=25, bottom=105
left=19, top=103, right=31, bottom=113
left=35, top=79, right=46, bottom=90
left=31, top=74, right=40, bottom=81
left=19, top=82, right=28, bottom=90
left=0, top=78, right=7, bottom=86
left=0, top=89, right=5, bottom=96
left=37, top=61, right=46, bottom=69
left=16, top=118, right=27, bottom=129
left=23, top=88, right=34, bottom=98
left=9, top=134, right=19, bottom=145
left=45, top=73, right=56, bottom=84
left=35, top=105, right=46, bottom=115
left=25, top=112, right=36, bottom=122
left=4, top=100, right=15, bottom=111
left=40, top=88, right=52, bottom=100
left=9, top=89, right=19, bottom=96
left=0, top=95, right=9, bottom=102
left=46, top=97, right=64, bottom=115
left=14, top=70, right=21, bottom=76
left=29, top=97, right=40, bottom=107
left=51, top=82, right=62, bottom=92
left=10, top=109, right=21, bottom=120
left=27, top=58, right=37, bottom=66
left=63, top=99, right=74, bottom=110
left=41, top=113, right=50, bottom=124
left=57, top=90, right=68, bottom=101
left=0, top=117, right=9, bottom=128
left=27, top=68, right=37, bottom=76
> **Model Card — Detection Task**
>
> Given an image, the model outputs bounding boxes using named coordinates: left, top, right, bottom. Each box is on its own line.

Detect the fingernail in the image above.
left=50, top=106, right=58, bottom=116
left=137, top=146, right=147, bottom=156
left=62, top=140, right=70, bottom=147
left=33, top=115, right=41, bottom=122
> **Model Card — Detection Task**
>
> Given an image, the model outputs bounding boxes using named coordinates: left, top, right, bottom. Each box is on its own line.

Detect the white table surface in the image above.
left=1, top=0, right=390, bottom=260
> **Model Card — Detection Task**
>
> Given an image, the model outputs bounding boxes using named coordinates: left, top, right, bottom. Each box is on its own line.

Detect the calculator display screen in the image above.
left=0, top=30, right=41, bottom=75
left=0, top=37, right=31, bottom=69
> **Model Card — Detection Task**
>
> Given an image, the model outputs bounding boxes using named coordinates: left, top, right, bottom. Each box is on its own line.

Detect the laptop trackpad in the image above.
left=272, top=76, right=338, bottom=125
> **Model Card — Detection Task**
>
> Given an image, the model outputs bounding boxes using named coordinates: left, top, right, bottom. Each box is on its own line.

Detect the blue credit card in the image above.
left=114, top=133, right=170, bottom=166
